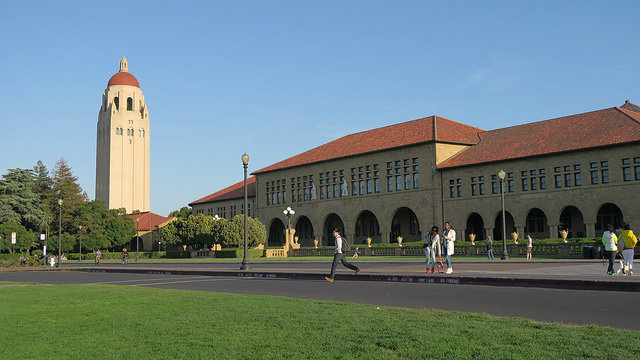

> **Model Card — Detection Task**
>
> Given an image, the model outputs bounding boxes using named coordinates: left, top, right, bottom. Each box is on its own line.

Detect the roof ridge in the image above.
left=615, top=106, right=640, bottom=125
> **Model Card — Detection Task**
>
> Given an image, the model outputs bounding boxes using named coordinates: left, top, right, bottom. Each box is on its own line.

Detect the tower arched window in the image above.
left=127, top=97, right=133, bottom=111
left=114, top=97, right=119, bottom=110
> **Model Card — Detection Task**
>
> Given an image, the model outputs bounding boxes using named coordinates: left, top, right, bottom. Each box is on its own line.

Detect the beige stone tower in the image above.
left=95, top=57, right=150, bottom=213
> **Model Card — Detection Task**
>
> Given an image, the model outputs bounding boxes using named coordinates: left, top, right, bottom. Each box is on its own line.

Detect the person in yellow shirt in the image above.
left=620, top=224, right=637, bottom=276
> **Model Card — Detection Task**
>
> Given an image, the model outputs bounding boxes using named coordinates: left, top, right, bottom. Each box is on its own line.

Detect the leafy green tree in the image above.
left=0, top=168, right=50, bottom=232
left=183, top=213, right=215, bottom=249
left=72, top=200, right=110, bottom=251
left=33, top=160, right=55, bottom=226
left=0, top=222, right=36, bottom=253
left=169, top=206, right=192, bottom=219
left=219, top=215, right=266, bottom=248
left=51, top=158, right=88, bottom=233
left=160, top=219, right=182, bottom=246
left=104, top=208, right=136, bottom=249
left=47, top=232, right=75, bottom=253
left=211, top=218, right=229, bottom=245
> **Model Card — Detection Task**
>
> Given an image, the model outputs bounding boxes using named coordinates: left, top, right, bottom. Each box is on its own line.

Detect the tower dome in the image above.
left=107, top=56, right=140, bottom=88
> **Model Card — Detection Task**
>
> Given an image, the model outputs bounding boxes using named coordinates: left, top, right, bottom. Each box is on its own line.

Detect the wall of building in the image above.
left=191, top=197, right=255, bottom=220
left=439, top=144, right=640, bottom=242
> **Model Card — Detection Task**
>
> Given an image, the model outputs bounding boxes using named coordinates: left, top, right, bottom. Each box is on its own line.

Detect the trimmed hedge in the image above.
left=215, top=249, right=264, bottom=258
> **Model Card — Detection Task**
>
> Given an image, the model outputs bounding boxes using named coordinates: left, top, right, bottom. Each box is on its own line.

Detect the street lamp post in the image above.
left=283, top=207, right=295, bottom=229
left=135, top=218, right=140, bottom=261
left=498, top=170, right=509, bottom=260
left=57, top=199, right=62, bottom=268
left=240, top=153, right=250, bottom=271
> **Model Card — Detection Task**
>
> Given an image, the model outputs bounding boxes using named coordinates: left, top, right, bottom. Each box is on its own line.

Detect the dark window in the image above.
left=457, top=185, right=462, bottom=197
left=622, top=158, right=630, bottom=165
left=540, top=169, right=546, bottom=175
left=327, top=185, right=332, bottom=199
left=554, top=167, right=561, bottom=173
left=574, top=173, right=581, bottom=186
left=450, top=186, right=455, bottom=198
left=635, top=166, right=640, bottom=181
left=591, top=171, right=599, bottom=184
left=555, top=175, right=562, bottom=188
left=531, top=177, right=538, bottom=190
left=540, top=177, right=546, bottom=189
left=564, top=173, right=572, bottom=187
left=367, top=179, right=373, bottom=194
left=359, top=181, right=365, bottom=195
left=508, top=173, right=514, bottom=179
left=574, top=164, right=581, bottom=171
left=492, top=182, right=498, bottom=194
left=127, top=97, right=133, bottom=111
left=601, top=169, right=609, bottom=184
left=623, top=167, right=631, bottom=181
left=521, top=171, right=527, bottom=177
left=396, top=176, right=402, bottom=191
left=522, top=179, right=528, bottom=191
left=114, top=97, right=119, bottom=110
left=387, top=177, right=393, bottom=192
left=590, top=162, right=597, bottom=169
left=413, top=173, right=419, bottom=189
left=508, top=180, right=514, bottom=193
left=352, top=182, right=357, bottom=196
left=530, top=170, right=536, bottom=176
left=601, top=161, right=608, bottom=167
left=404, top=174, right=411, bottom=190
left=471, top=183, right=478, bottom=196
left=564, top=165, right=571, bottom=172
left=479, top=183, right=485, bottom=195
left=375, top=178, right=380, bottom=193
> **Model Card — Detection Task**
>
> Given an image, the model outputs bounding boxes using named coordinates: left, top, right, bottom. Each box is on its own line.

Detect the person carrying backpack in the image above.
left=325, top=229, right=360, bottom=282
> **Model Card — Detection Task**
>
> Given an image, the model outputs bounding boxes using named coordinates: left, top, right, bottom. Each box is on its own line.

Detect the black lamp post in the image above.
left=135, top=218, right=140, bottom=261
left=240, top=153, right=250, bottom=270
left=498, top=170, right=509, bottom=260
left=283, top=207, right=295, bottom=229
left=57, top=199, right=62, bottom=268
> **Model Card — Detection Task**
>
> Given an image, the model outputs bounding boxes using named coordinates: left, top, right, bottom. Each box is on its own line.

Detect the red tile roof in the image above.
left=252, top=116, right=483, bottom=174
left=620, top=100, right=640, bottom=113
left=108, top=71, right=140, bottom=88
left=189, top=176, right=256, bottom=206
left=439, top=106, right=640, bottom=169
left=129, top=212, right=176, bottom=231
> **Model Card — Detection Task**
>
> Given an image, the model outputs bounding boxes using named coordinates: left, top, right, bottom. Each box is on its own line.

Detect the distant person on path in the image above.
left=620, top=224, right=637, bottom=276
left=423, top=226, right=441, bottom=273
left=486, top=236, right=494, bottom=260
left=526, top=234, right=533, bottom=260
left=325, top=229, right=360, bottom=282
left=443, top=222, right=456, bottom=274
left=95, top=249, right=101, bottom=265
left=602, top=224, right=618, bottom=276
left=352, top=246, right=359, bottom=259
left=122, top=248, right=128, bottom=265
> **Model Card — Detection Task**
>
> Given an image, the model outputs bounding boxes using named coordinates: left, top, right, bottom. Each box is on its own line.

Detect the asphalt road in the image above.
left=2, top=270, right=639, bottom=330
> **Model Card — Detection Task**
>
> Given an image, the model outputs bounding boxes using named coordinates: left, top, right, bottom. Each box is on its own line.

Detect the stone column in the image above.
left=548, top=224, right=559, bottom=239
left=484, top=227, right=494, bottom=241
left=585, top=222, right=596, bottom=238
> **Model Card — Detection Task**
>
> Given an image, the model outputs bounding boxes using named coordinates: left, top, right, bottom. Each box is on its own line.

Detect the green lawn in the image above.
left=0, top=284, right=637, bottom=359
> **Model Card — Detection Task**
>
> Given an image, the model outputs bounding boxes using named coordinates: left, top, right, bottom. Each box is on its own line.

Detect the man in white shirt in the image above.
left=602, top=224, right=618, bottom=276
left=325, top=229, right=360, bottom=282
left=443, top=221, right=456, bottom=274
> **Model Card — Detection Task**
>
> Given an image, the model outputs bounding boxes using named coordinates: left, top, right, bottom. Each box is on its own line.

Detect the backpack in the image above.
left=340, top=236, right=350, bottom=252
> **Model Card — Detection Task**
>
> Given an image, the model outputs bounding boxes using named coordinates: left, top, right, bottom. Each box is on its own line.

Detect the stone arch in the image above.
left=390, top=207, right=421, bottom=243
left=596, top=203, right=624, bottom=234
left=323, top=213, right=345, bottom=246
left=493, top=211, right=515, bottom=241
left=267, top=218, right=286, bottom=247
left=525, top=208, right=549, bottom=238
left=294, top=216, right=314, bottom=247
left=559, top=205, right=585, bottom=238
left=465, top=212, right=485, bottom=241
left=354, top=210, right=381, bottom=245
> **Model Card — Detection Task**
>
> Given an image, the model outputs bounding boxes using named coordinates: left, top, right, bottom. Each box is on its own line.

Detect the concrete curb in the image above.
left=70, top=267, right=640, bottom=292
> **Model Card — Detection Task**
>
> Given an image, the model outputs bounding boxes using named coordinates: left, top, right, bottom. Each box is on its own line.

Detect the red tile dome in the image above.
left=108, top=71, right=140, bottom=88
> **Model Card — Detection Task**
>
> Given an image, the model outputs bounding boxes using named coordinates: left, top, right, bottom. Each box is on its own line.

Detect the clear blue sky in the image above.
left=1, top=1, right=638, bottom=216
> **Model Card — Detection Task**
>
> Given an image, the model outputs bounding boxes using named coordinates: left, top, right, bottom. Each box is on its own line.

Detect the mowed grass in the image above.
left=1, top=285, right=638, bottom=360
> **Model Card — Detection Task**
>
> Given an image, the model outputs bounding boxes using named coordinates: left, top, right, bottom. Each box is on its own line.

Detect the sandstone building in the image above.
left=190, top=101, right=640, bottom=247
left=96, top=57, right=150, bottom=213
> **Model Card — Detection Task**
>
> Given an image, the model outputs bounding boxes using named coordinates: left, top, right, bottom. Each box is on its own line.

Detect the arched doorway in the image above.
left=493, top=211, right=515, bottom=241
left=559, top=206, right=585, bottom=238
left=390, top=207, right=420, bottom=243
left=465, top=213, right=485, bottom=241
left=323, top=213, right=344, bottom=246
left=268, top=218, right=286, bottom=247
left=525, top=208, right=549, bottom=238
left=355, top=210, right=380, bottom=245
left=596, top=203, right=624, bottom=234
left=294, top=216, right=314, bottom=247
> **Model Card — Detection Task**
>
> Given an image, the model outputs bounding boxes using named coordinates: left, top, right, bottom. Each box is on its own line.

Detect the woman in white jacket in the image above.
left=443, top=221, right=456, bottom=274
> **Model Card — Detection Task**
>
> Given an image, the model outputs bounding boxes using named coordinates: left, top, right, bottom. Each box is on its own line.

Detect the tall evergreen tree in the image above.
left=0, top=168, right=50, bottom=231
left=33, top=160, right=55, bottom=230
left=51, top=158, right=88, bottom=233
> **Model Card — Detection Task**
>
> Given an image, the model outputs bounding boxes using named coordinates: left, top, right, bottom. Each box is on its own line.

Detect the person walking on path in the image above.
left=352, top=246, right=359, bottom=259
left=526, top=234, right=533, bottom=260
left=122, top=248, right=128, bottom=265
left=95, top=249, right=101, bottom=265
left=423, top=226, right=441, bottom=273
left=443, top=222, right=456, bottom=274
left=602, top=224, right=618, bottom=276
left=486, top=236, right=494, bottom=260
left=620, top=224, right=637, bottom=276
left=325, top=229, right=360, bottom=282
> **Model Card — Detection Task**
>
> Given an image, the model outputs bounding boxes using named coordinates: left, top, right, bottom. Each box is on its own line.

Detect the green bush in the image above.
left=65, top=251, right=169, bottom=260
left=166, top=251, right=190, bottom=259
left=215, top=248, right=263, bottom=258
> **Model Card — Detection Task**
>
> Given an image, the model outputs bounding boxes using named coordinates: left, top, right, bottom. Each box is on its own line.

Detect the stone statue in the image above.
left=310, top=183, right=317, bottom=200
left=341, top=179, right=348, bottom=196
